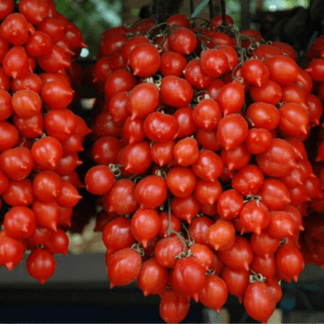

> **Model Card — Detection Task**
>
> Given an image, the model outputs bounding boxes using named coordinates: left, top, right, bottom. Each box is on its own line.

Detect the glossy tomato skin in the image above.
left=129, top=43, right=160, bottom=77
left=199, top=274, right=228, bottom=312
left=244, top=282, right=276, bottom=322
left=137, top=258, right=168, bottom=296
left=104, top=178, right=139, bottom=215
left=172, top=256, right=207, bottom=301
left=207, top=219, right=236, bottom=251
left=4, top=206, right=36, bottom=239
left=131, top=208, right=161, bottom=248
left=0, top=234, right=26, bottom=270
left=26, top=248, right=56, bottom=284
left=219, top=236, right=253, bottom=271
left=160, top=75, right=194, bottom=108
left=0, top=146, right=34, bottom=181
left=159, top=290, right=190, bottom=324
left=103, top=217, right=135, bottom=255
left=106, top=247, right=142, bottom=288
left=221, top=266, right=249, bottom=303
left=154, top=236, right=185, bottom=268
left=276, top=244, right=305, bottom=282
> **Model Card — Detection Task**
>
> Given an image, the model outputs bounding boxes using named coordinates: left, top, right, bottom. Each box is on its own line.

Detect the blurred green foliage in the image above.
left=54, top=0, right=122, bottom=59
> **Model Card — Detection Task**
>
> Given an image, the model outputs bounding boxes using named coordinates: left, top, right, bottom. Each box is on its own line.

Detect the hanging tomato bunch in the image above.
left=85, top=12, right=324, bottom=323
left=0, top=0, right=89, bottom=284
left=298, top=36, right=324, bottom=268
left=1, top=0, right=324, bottom=322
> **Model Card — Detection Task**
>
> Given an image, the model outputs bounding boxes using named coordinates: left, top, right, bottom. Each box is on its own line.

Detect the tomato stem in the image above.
left=109, top=164, right=123, bottom=177
left=181, top=222, right=195, bottom=247
left=249, top=269, right=266, bottom=283
left=131, top=242, right=145, bottom=256
left=166, top=195, right=188, bottom=253
left=243, top=194, right=262, bottom=205
left=196, top=33, right=218, bottom=50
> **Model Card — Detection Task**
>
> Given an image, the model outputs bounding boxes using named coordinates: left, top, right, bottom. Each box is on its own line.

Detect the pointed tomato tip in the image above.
left=208, top=198, right=216, bottom=205
left=49, top=159, right=57, bottom=168
left=109, top=283, right=115, bottom=289
left=256, top=79, right=263, bottom=87
left=192, top=293, right=199, bottom=303
left=50, top=223, right=58, bottom=232
left=5, top=262, right=14, bottom=270
left=213, top=244, right=220, bottom=250
left=238, top=296, right=243, bottom=304
left=293, top=275, right=299, bottom=282
left=228, top=163, right=235, bottom=171
left=297, top=72, right=307, bottom=84
left=81, top=42, right=89, bottom=49
left=254, top=227, right=261, bottom=235
left=141, top=241, right=148, bottom=248
left=11, top=71, right=18, bottom=79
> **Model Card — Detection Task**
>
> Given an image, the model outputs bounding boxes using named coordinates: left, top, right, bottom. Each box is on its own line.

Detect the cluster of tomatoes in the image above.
left=1, top=1, right=324, bottom=322
left=298, top=36, right=324, bottom=268
left=84, top=12, right=324, bottom=323
left=0, top=0, right=89, bottom=284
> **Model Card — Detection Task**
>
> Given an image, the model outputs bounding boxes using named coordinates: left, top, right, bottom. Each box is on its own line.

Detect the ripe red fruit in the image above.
left=106, top=247, right=142, bottom=288
left=219, top=236, right=253, bottom=271
left=3, top=46, right=30, bottom=79
left=200, top=48, right=228, bottom=78
left=45, top=229, right=69, bottom=255
left=199, top=274, right=228, bottom=312
left=103, top=217, right=135, bottom=255
left=4, top=206, right=36, bottom=239
left=131, top=208, right=161, bottom=248
left=19, top=0, right=50, bottom=25
left=0, top=234, right=25, bottom=270
left=172, top=256, right=207, bottom=301
left=137, top=258, right=168, bottom=296
left=0, top=13, right=29, bottom=46
left=31, top=136, right=63, bottom=170
left=26, top=248, right=56, bottom=284
left=129, top=43, right=160, bottom=77
left=221, top=266, right=249, bottom=303
left=85, top=165, right=115, bottom=195
left=244, top=282, right=276, bottom=322
left=169, top=27, right=197, bottom=55
left=160, top=75, right=194, bottom=108
left=12, top=89, right=42, bottom=118
left=127, top=82, right=159, bottom=119
left=217, top=114, right=249, bottom=150
left=0, top=146, right=34, bottom=181
left=135, top=175, right=168, bottom=208
left=159, top=290, right=190, bottom=324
